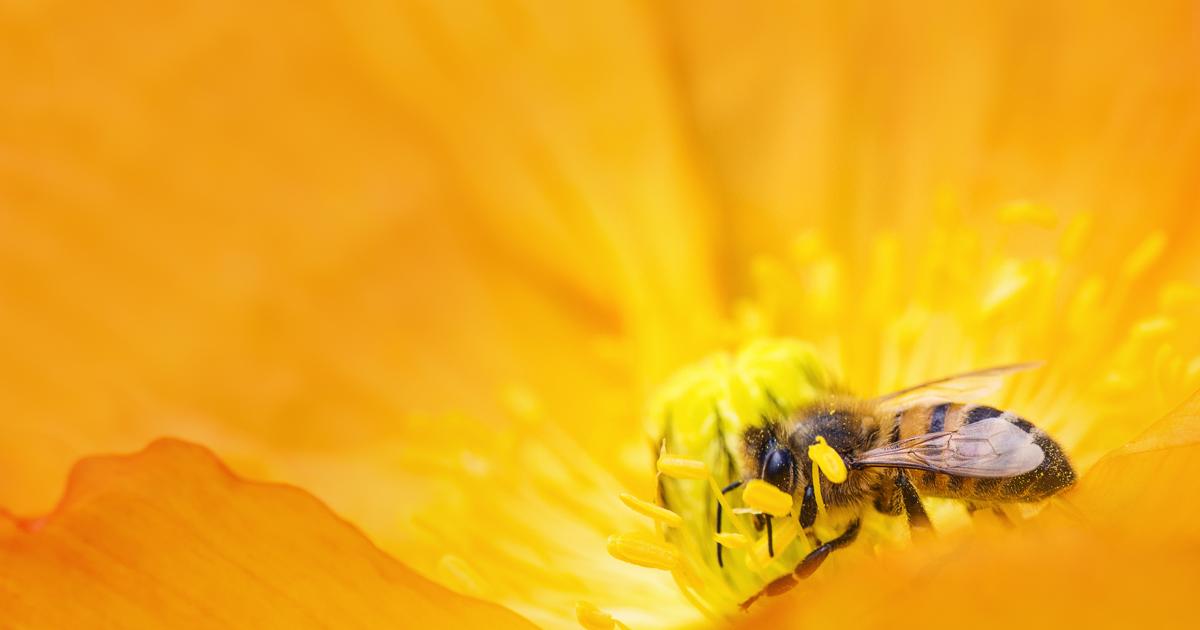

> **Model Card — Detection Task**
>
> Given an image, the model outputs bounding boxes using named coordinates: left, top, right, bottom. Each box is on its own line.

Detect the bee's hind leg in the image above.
left=966, top=502, right=1014, bottom=528
left=738, top=519, right=861, bottom=610
left=896, top=470, right=932, bottom=530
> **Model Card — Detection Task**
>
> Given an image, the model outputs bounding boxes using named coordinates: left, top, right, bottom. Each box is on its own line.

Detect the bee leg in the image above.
left=896, top=470, right=932, bottom=530
left=766, top=517, right=774, bottom=557
left=966, top=502, right=1015, bottom=528
left=872, top=479, right=904, bottom=516
left=739, top=520, right=861, bottom=611
left=991, top=507, right=1014, bottom=527
left=715, top=480, right=744, bottom=568
left=798, top=483, right=817, bottom=529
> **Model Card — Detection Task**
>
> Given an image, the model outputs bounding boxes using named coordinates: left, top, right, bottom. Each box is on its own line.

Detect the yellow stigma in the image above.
left=606, top=532, right=681, bottom=570
left=656, top=455, right=709, bottom=480
left=741, top=479, right=794, bottom=517
left=619, top=493, right=683, bottom=527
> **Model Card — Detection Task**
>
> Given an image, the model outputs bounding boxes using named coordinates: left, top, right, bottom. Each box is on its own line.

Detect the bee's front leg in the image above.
left=739, top=519, right=860, bottom=610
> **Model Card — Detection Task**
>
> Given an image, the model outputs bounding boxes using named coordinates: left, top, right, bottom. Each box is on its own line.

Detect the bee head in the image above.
left=759, top=442, right=798, bottom=495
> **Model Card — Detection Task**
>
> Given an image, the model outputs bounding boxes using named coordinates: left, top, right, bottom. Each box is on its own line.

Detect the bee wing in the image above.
left=872, top=362, right=1042, bottom=413
left=851, top=416, right=1045, bottom=477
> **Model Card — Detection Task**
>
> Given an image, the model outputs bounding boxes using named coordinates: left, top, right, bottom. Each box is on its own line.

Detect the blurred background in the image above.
left=2, top=0, right=1198, bottom=566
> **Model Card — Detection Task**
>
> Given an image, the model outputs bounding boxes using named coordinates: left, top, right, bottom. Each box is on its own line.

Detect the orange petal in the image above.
left=1071, top=388, right=1200, bottom=538
left=0, top=439, right=535, bottom=629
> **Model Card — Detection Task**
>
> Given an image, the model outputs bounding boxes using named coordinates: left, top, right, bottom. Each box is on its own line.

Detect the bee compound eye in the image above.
left=762, top=449, right=796, bottom=493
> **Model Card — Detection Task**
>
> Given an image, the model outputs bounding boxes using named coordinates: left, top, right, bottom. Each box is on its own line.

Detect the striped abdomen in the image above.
left=892, top=403, right=1076, bottom=502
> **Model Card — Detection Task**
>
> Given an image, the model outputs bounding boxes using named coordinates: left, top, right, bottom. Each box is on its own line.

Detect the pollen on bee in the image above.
left=656, top=455, right=709, bottom=480
left=619, top=493, right=683, bottom=527
left=712, top=532, right=752, bottom=549
left=606, top=532, right=681, bottom=570
left=741, top=480, right=793, bottom=517
left=575, top=601, right=629, bottom=630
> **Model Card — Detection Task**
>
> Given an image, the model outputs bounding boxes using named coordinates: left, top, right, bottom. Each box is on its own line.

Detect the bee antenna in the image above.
left=715, top=480, right=744, bottom=568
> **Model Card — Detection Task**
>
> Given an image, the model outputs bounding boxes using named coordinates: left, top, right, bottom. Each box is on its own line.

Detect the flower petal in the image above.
left=0, top=439, right=535, bottom=629
left=1070, top=388, right=1200, bottom=538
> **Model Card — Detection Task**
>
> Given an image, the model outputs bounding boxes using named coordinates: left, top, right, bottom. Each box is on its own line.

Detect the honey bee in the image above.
left=715, top=363, right=1077, bottom=608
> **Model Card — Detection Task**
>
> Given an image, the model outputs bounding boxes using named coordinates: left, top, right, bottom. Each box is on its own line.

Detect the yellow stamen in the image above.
left=712, top=532, right=751, bottom=549
left=750, top=518, right=798, bottom=567
left=999, top=199, right=1057, bottom=228
left=811, top=460, right=826, bottom=516
left=656, top=454, right=708, bottom=480
left=1059, top=212, right=1092, bottom=259
left=741, top=479, right=794, bottom=517
left=606, top=532, right=680, bottom=570
left=807, top=436, right=848, bottom=517
left=808, top=436, right=848, bottom=483
left=705, top=476, right=755, bottom=539
left=575, top=602, right=614, bottom=630
left=619, top=493, right=683, bottom=527
left=575, top=602, right=630, bottom=630
left=1121, top=231, right=1167, bottom=279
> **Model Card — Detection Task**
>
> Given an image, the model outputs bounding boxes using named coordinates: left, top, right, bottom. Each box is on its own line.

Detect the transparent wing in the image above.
left=872, top=362, right=1042, bottom=413
left=851, top=416, right=1045, bottom=477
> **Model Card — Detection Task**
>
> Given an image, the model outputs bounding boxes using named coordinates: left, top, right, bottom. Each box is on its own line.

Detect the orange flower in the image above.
left=0, top=440, right=535, bottom=629
left=2, top=1, right=1199, bottom=628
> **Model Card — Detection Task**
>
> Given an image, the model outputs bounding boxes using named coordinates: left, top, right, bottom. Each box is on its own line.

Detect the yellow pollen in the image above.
left=712, top=532, right=751, bottom=549
left=656, top=455, right=709, bottom=480
left=619, top=493, right=683, bottom=527
left=575, top=602, right=632, bottom=630
left=607, top=532, right=680, bottom=570
left=741, top=479, right=794, bottom=517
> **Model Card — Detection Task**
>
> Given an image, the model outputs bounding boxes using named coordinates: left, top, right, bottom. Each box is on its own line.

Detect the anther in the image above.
left=607, top=532, right=680, bottom=570
left=656, top=454, right=709, bottom=480
left=808, top=436, right=848, bottom=483
left=741, top=479, right=794, bottom=517
left=619, top=493, right=683, bottom=527
left=576, top=602, right=626, bottom=630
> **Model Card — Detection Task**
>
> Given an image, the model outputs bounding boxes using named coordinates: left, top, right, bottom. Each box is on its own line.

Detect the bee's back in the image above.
left=893, top=403, right=1076, bottom=503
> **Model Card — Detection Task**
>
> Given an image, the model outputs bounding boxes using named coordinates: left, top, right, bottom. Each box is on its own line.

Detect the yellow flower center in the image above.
left=401, top=211, right=1199, bottom=630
